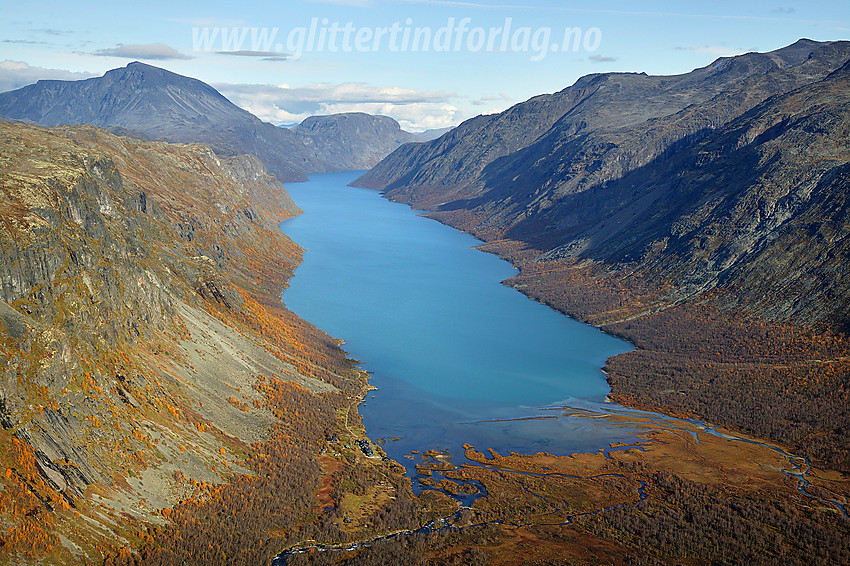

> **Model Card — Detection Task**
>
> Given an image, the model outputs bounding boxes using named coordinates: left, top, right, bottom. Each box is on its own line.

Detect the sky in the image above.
left=1, top=0, right=848, bottom=131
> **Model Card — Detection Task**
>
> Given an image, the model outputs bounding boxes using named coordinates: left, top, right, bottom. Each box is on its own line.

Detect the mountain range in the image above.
left=0, top=62, right=439, bottom=181
left=355, top=38, right=850, bottom=329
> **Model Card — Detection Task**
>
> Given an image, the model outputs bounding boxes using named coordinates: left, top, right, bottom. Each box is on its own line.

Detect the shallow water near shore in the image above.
left=279, top=171, right=636, bottom=478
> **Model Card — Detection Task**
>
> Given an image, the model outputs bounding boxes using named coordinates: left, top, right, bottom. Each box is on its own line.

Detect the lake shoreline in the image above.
left=280, top=171, right=635, bottom=477
left=365, top=183, right=850, bottom=477
left=268, top=171, right=850, bottom=564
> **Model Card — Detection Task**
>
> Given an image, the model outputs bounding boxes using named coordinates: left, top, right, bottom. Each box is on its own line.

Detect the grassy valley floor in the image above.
left=285, top=411, right=850, bottom=566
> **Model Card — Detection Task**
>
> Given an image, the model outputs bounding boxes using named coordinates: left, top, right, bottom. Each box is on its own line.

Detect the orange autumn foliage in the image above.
left=0, top=433, right=63, bottom=560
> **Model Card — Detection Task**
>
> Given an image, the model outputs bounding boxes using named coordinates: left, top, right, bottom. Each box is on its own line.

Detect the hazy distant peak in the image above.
left=296, top=112, right=403, bottom=132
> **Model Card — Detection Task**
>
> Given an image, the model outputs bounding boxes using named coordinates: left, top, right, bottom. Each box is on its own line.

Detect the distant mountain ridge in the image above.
left=0, top=62, right=428, bottom=181
left=356, top=39, right=847, bottom=200
left=290, top=112, right=422, bottom=172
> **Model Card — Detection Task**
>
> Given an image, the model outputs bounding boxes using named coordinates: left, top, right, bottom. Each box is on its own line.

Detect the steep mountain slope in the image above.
left=0, top=123, right=429, bottom=564
left=356, top=39, right=849, bottom=206
left=0, top=63, right=423, bottom=182
left=356, top=39, right=850, bottom=327
left=0, top=120, right=303, bottom=559
left=516, top=60, right=850, bottom=326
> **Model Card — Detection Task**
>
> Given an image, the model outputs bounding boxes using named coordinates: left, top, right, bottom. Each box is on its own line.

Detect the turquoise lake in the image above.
left=279, top=171, right=636, bottom=473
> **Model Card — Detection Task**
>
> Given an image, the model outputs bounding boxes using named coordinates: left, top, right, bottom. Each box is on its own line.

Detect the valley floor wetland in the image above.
left=276, top=172, right=850, bottom=565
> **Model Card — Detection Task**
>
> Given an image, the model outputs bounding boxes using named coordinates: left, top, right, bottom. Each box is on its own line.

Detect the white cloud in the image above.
left=216, top=50, right=289, bottom=62
left=0, top=60, right=95, bottom=93
left=216, top=82, right=459, bottom=131
left=2, top=39, right=48, bottom=45
left=480, top=93, right=511, bottom=101
left=589, top=54, right=617, bottom=63
left=305, top=0, right=377, bottom=6
left=470, top=92, right=512, bottom=106
left=93, top=43, right=192, bottom=60
left=28, top=28, right=74, bottom=36
left=679, top=45, right=750, bottom=57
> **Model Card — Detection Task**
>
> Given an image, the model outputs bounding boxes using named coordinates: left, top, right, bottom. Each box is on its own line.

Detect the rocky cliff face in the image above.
left=354, top=39, right=850, bottom=329
left=0, top=122, right=359, bottom=563
left=0, top=63, right=424, bottom=182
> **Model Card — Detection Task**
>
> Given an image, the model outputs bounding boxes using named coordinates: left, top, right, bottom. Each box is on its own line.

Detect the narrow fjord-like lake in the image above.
left=280, top=172, right=635, bottom=476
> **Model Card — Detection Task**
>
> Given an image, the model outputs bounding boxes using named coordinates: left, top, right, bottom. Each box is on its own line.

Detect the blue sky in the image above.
left=1, top=0, right=848, bottom=130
